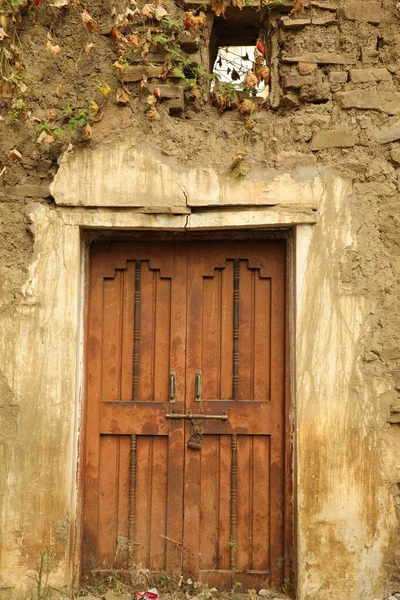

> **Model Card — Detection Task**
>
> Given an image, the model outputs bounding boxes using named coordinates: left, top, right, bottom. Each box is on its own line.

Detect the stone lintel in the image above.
left=50, top=140, right=324, bottom=211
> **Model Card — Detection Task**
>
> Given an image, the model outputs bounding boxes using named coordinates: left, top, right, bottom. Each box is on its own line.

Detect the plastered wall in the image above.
left=0, top=153, right=398, bottom=599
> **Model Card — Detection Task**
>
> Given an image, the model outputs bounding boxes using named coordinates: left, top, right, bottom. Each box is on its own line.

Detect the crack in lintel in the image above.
left=176, top=180, right=188, bottom=205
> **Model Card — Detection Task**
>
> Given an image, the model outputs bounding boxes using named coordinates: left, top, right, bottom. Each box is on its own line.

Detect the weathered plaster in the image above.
left=50, top=139, right=324, bottom=210
left=0, top=154, right=396, bottom=599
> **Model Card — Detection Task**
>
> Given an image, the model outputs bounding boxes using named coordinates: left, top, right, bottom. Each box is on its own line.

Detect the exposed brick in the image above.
left=299, top=83, right=331, bottom=103
left=329, top=71, right=347, bottom=83
left=350, top=68, right=391, bottom=83
left=310, top=129, right=356, bottom=150
left=361, top=48, right=379, bottom=64
left=177, top=31, right=199, bottom=53
left=158, top=84, right=184, bottom=116
left=375, top=122, right=400, bottom=144
left=116, top=64, right=164, bottom=83
left=283, top=52, right=356, bottom=65
left=282, top=73, right=315, bottom=89
left=342, top=2, right=381, bottom=24
left=335, top=91, right=400, bottom=115
left=281, top=17, right=311, bottom=29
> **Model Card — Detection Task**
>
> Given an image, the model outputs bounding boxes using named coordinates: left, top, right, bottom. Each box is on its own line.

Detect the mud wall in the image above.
left=0, top=0, right=400, bottom=598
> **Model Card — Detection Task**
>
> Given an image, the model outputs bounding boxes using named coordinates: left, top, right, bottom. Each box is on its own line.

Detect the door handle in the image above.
left=195, top=370, right=202, bottom=402
left=169, top=371, right=176, bottom=403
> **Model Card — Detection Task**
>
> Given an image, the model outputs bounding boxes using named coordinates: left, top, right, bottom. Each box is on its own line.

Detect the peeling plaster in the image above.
left=0, top=158, right=396, bottom=599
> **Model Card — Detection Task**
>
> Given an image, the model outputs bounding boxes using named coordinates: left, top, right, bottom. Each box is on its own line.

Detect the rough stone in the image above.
left=157, top=84, right=185, bottom=115
left=329, top=71, right=347, bottom=83
left=335, top=91, right=400, bottom=115
left=282, top=73, right=315, bottom=89
left=116, top=64, right=164, bottom=82
left=283, top=52, right=357, bottom=65
left=375, top=122, right=400, bottom=144
left=281, top=17, right=311, bottom=28
left=342, top=2, right=381, bottom=24
left=350, top=68, right=392, bottom=83
left=310, top=130, right=356, bottom=150
left=280, top=92, right=300, bottom=108
left=177, top=30, right=199, bottom=53
left=299, top=83, right=331, bottom=103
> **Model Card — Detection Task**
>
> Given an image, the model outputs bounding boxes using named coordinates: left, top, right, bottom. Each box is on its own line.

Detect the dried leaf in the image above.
left=49, top=0, right=69, bottom=7
left=244, top=71, right=258, bottom=90
left=9, top=148, right=22, bottom=161
left=258, top=66, right=270, bottom=83
left=141, top=39, right=150, bottom=56
left=46, top=40, right=62, bottom=54
left=141, top=3, right=156, bottom=18
left=154, top=5, right=168, bottom=20
left=147, top=106, right=161, bottom=119
left=211, top=0, right=226, bottom=17
left=80, top=123, right=92, bottom=140
left=125, top=7, right=137, bottom=21
left=146, top=94, right=156, bottom=105
left=81, top=10, right=100, bottom=32
left=0, top=115, right=4, bottom=121
left=126, top=33, right=139, bottom=47
left=239, top=99, right=254, bottom=114
left=116, top=86, right=131, bottom=104
left=55, top=85, right=63, bottom=96
left=97, top=81, right=112, bottom=96
left=0, top=79, right=14, bottom=98
left=85, top=42, right=94, bottom=53
left=37, top=130, right=54, bottom=145
left=290, top=0, right=303, bottom=16
left=48, top=108, right=57, bottom=120
left=231, top=0, right=244, bottom=8
left=0, top=27, right=11, bottom=41
left=183, top=11, right=206, bottom=30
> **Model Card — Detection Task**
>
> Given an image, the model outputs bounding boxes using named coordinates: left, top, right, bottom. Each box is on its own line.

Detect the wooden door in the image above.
left=82, top=238, right=291, bottom=590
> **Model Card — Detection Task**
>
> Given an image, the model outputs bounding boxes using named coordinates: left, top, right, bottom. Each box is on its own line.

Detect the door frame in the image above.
left=75, top=227, right=296, bottom=594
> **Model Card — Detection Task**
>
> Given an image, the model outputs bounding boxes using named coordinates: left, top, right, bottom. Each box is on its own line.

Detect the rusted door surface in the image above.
left=82, top=239, right=290, bottom=590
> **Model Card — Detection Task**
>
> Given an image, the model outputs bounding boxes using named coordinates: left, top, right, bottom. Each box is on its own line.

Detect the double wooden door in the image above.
left=82, top=238, right=291, bottom=590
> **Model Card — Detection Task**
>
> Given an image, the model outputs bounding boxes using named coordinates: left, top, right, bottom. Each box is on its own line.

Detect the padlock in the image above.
left=187, top=427, right=203, bottom=450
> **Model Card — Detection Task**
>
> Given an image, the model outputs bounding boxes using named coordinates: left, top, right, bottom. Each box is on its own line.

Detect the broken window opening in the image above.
left=209, top=9, right=270, bottom=105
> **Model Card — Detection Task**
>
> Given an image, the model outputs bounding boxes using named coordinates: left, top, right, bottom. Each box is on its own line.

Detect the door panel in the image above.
left=82, top=238, right=290, bottom=591
left=82, top=242, right=186, bottom=579
left=184, top=241, right=286, bottom=589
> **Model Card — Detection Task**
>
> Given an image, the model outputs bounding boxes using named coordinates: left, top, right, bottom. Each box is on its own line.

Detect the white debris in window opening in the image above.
left=212, top=44, right=270, bottom=100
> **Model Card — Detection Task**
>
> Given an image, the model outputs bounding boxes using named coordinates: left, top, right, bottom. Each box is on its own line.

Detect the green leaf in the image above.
left=172, top=67, right=186, bottom=79
left=53, top=128, right=68, bottom=137
left=161, top=16, right=181, bottom=29
left=152, top=34, right=169, bottom=43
